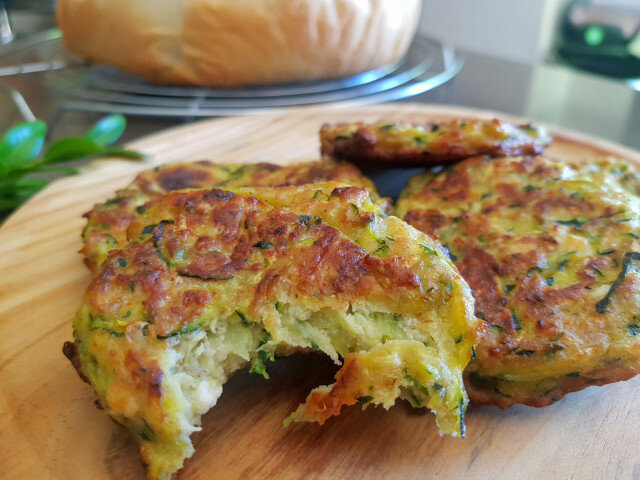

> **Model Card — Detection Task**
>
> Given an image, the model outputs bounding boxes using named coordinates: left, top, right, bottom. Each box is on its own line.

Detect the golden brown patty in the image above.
left=320, top=119, right=551, bottom=168
left=81, top=160, right=387, bottom=272
left=395, top=155, right=640, bottom=408
left=69, top=182, right=478, bottom=479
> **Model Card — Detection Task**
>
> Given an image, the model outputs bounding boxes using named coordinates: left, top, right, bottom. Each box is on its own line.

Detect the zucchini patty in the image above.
left=67, top=182, right=479, bottom=479
left=395, top=155, right=640, bottom=408
left=81, top=160, right=387, bottom=272
left=320, top=119, right=551, bottom=168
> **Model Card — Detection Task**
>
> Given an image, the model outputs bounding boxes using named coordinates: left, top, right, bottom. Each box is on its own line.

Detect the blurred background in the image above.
left=418, top=0, right=640, bottom=148
left=1, top=0, right=639, bottom=148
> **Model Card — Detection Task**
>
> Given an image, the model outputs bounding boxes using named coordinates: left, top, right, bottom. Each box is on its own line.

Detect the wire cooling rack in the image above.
left=2, top=29, right=462, bottom=118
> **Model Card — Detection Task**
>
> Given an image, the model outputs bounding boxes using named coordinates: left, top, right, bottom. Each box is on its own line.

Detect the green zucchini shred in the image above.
left=249, top=350, right=274, bottom=379
left=596, top=252, right=640, bottom=314
left=235, top=310, right=253, bottom=327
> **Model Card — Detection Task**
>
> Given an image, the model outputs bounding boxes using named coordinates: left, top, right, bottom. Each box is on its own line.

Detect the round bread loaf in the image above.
left=57, top=0, right=421, bottom=87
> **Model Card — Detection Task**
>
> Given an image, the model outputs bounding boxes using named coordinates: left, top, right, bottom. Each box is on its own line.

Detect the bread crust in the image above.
left=57, top=0, right=421, bottom=87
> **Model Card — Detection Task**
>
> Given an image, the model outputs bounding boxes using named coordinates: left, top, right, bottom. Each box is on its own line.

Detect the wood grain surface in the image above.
left=2, top=104, right=640, bottom=480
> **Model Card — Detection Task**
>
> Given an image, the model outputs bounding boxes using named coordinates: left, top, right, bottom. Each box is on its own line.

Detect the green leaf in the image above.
left=0, top=176, right=49, bottom=200
left=0, top=115, right=142, bottom=221
left=85, top=114, right=126, bottom=146
left=14, top=176, right=49, bottom=191
left=103, top=147, right=145, bottom=160
left=41, top=139, right=142, bottom=164
left=0, top=197, right=23, bottom=208
left=42, top=138, right=106, bottom=164
left=37, top=165, right=79, bottom=175
left=0, top=121, right=47, bottom=175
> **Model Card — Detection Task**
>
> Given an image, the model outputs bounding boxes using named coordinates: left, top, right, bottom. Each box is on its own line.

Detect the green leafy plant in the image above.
left=0, top=114, right=143, bottom=221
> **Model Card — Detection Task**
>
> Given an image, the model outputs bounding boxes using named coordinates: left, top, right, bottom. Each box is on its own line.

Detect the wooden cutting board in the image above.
left=2, top=104, right=640, bottom=480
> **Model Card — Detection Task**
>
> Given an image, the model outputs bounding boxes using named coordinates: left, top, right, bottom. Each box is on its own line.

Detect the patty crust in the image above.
left=81, top=160, right=387, bottom=272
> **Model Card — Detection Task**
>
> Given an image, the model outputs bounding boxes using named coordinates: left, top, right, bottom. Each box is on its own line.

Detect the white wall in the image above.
left=419, top=0, right=564, bottom=64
